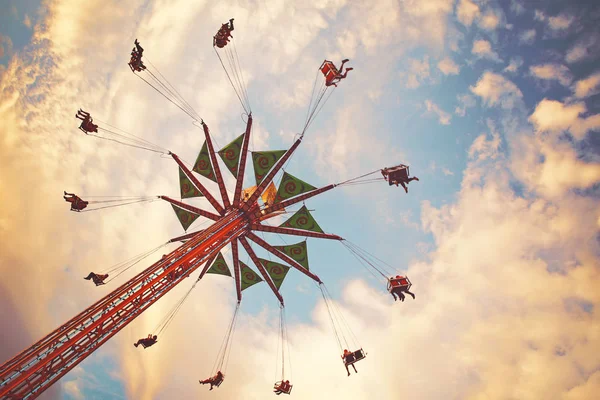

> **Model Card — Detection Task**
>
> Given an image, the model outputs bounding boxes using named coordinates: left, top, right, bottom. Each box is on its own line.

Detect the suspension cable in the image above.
left=318, top=283, right=345, bottom=351
left=212, top=302, right=241, bottom=373
left=214, top=45, right=249, bottom=114
left=79, top=198, right=159, bottom=212
left=154, top=277, right=201, bottom=336
left=104, top=243, right=168, bottom=283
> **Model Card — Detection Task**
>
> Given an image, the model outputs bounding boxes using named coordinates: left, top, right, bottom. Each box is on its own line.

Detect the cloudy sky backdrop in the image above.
left=1, top=0, right=599, bottom=399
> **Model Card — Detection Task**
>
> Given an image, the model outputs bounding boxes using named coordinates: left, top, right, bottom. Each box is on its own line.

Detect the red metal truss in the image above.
left=201, top=122, right=231, bottom=209
left=246, top=232, right=322, bottom=283
left=233, top=114, right=253, bottom=208
left=240, top=136, right=304, bottom=212
left=231, top=239, right=242, bottom=302
left=170, top=153, right=225, bottom=215
left=238, top=236, right=284, bottom=305
left=0, top=211, right=249, bottom=399
left=160, top=196, right=220, bottom=221
left=250, top=224, right=343, bottom=241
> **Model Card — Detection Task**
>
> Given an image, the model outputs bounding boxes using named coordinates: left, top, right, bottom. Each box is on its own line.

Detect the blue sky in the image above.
left=1, top=0, right=599, bottom=399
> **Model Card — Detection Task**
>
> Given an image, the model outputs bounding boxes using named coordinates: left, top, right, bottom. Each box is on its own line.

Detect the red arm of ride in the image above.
left=233, top=115, right=252, bottom=208
left=196, top=251, right=219, bottom=281
left=240, top=136, right=303, bottom=212
left=264, top=184, right=336, bottom=217
left=169, top=230, right=205, bottom=243
left=239, top=236, right=284, bottom=305
left=170, top=153, right=225, bottom=215
left=250, top=224, right=343, bottom=241
left=160, top=196, right=220, bottom=221
left=231, top=239, right=242, bottom=302
left=202, top=122, right=231, bottom=209
left=246, top=232, right=322, bottom=283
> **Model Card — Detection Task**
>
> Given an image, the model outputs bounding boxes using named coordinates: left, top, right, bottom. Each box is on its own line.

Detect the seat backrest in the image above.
left=320, top=61, right=339, bottom=80
left=353, top=349, right=366, bottom=360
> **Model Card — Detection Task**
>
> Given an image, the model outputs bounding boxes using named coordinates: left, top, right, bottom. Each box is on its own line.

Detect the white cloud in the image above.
left=424, top=99, right=452, bottom=125
left=64, top=380, right=84, bottom=400
left=404, top=56, right=431, bottom=88
left=565, top=33, right=600, bottom=64
left=548, top=14, right=574, bottom=30
left=455, top=93, right=476, bottom=116
left=519, top=29, right=536, bottom=45
left=534, top=10, right=546, bottom=22
left=456, top=0, right=480, bottom=27
left=566, top=45, right=588, bottom=64
left=472, top=39, right=501, bottom=62
left=470, top=71, right=523, bottom=109
left=437, top=57, right=459, bottom=75
left=441, top=167, right=454, bottom=176
left=573, top=72, right=600, bottom=98
left=478, top=9, right=503, bottom=31
left=510, top=0, right=525, bottom=15
left=23, top=14, right=32, bottom=28
left=0, top=34, right=13, bottom=59
left=529, top=63, right=572, bottom=87
left=504, top=57, right=523, bottom=73
left=529, top=99, right=600, bottom=140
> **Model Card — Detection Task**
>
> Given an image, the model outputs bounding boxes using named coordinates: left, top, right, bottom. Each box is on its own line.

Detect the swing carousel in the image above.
left=0, top=18, right=419, bottom=399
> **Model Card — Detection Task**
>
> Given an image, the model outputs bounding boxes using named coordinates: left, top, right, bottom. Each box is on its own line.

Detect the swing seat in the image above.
left=387, top=166, right=409, bottom=184
left=388, top=277, right=411, bottom=292
left=213, top=374, right=224, bottom=387
left=320, top=60, right=340, bottom=84
left=274, top=381, right=293, bottom=395
left=343, top=349, right=366, bottom=366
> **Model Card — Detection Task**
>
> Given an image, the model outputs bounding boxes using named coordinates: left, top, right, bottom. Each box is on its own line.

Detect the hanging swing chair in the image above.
left=387, top=276, right=412, bottom=293
left=318, top=283, right=367, bottom=376
left=199, top=302, right=240, bottom=391
left=273, top=305, right=293, bottom=395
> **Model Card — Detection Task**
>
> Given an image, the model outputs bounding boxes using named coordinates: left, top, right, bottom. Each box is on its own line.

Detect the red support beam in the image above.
left=0, top=213, right=249, bottom=399
left=262, top=184, right=336, bottom=218
left=231, top=239, right=242, bottom=302
left=169, top=230, right=204, bottom=243
left=170, top=153, right=225, bottom=215
left=196, top=251, right=219, bottom=281
left=233, top=114, right=253, bottom=208
left=201, top=122, right=231, bottom=209
left=238, top=236, right=284, bottom=305
left=240, top=136, right=303, bottom=212
left=246, top=232, right=322, bottom=284
left=160, top=196, right=220, bottom=221
left=250, top=224, right=343, bottom=241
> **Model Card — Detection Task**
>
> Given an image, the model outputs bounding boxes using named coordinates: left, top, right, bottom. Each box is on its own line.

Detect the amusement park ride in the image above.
left=0, top=19, right=419, bottom=399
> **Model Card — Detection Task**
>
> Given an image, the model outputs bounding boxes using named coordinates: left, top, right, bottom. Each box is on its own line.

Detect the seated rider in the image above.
left=64, top=191, right=89, bottom=211
left=134, top=334, right=158, bottom=348
left=128, top=39, right=146, bottom=72
left=199, top=370, right=224, bottom=390
left=381, top=165, right=419, bottom=193
left=342, top=349, right=357, bottom=376
left=75, top=109, right=98, bottom=133
left=325, top=59, right=353, bottom=87
left=134, top=39, right=144, bottom=56
left=84, top=272, right=109, bottom=286
left=389, top=275, right=415, bottom=302
left=274, top=380, right=291, bottom=395
left=213, top=18, right=234, bottom=48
